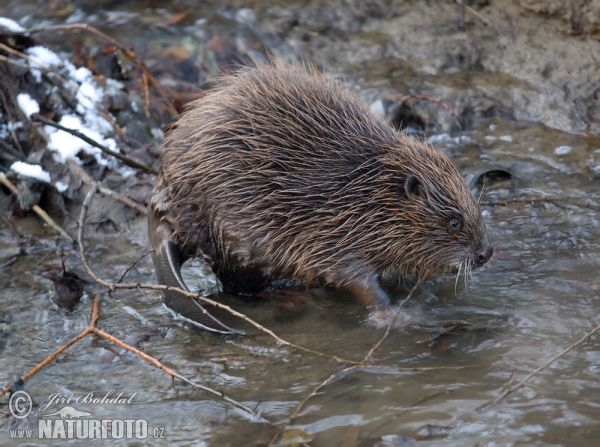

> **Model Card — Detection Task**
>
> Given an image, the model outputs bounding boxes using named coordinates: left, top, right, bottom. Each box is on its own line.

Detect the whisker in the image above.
left=455, top=261, right=462, bottom=295
left=478, top=173, right=486, bottom=204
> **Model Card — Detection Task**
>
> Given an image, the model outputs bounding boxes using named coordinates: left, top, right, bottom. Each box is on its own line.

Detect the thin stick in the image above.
left=0, top=295, right=257, bottom=417
left=32, top=114, right=157, bottom=174
left=366, top=388, right=452, bottom=438
left=66, top=159, right=148, bottom=214
left=362, top=283, right=419, bottom=363
left=267, top=361, right=481, bottom=446
left=476, top=321, right=600, bottom=412
left=456, top=0, right=493, bottom=28
left=91, top=328, right=256, bottom=416
left=117, top=249, right=153, bottom=284
left=0, top=328, right=92, bottom=398
left=142, top=70, right=151, bottom=118
left=270, top=284, right=424, bottom=446
left=0, top=173, right=76, bottom=244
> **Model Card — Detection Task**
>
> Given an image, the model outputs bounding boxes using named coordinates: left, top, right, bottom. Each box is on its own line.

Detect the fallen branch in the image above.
left=456, top=0, right=494, bottom=28
left=32, top=114, right=157, bottom=174
left=66, top=159, right=148, bottom=214
left=0, top=295, right=257, bottom=418
left=117, top=249, right=154, bottom=284
left=268, top=282, right=470, bottom=446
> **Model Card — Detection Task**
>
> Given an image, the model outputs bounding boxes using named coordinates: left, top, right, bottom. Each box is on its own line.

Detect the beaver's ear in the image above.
left=405, top=175, right=423, bottom=198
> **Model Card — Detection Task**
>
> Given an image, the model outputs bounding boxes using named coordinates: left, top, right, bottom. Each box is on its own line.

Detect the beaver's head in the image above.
left=381, top=139, right=492, bottom=280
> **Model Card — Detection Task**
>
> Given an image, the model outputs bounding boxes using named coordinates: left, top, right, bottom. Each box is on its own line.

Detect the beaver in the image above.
left=148, top=62, right=493, bottom=334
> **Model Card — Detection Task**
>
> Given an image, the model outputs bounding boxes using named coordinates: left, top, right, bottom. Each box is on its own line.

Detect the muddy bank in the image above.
left=2, top=1, right=600, bottom=139
left=250, top=0, right=600, bottom=135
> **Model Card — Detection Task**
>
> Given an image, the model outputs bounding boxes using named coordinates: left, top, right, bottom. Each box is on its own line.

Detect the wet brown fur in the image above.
left=150, top=62, right=489, bottom=301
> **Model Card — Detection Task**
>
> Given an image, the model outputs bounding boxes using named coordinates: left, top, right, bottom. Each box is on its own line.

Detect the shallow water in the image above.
left=2, top=1, right=600, bottom=446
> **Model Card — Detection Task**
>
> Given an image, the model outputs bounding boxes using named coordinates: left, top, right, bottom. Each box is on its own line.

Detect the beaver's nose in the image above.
left=475, top=245, right=493, bottom=267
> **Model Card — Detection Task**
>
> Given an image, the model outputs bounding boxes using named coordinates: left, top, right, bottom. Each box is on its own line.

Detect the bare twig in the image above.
left=93, top=327, right=256, bottom=415
left=267, top=361, right=482, bottom=445
left=362, top=282, right=419, bottom=363
left=0, top=295, right=257, bottom=417
left=456, top=0, right=493, bottom=28
left=476, top=321, right=600, bottom=412
left=270, top=283, right=429, bottom=446
left=366, top=388, right=453, bottom=438
left=0, top=329, right=93, bottom=398
left=142, top=70, right=151, bottom=118
left=66, top=159, right=148, bottom=214
left=117, top=249, right=154, bottom=284
left=32, top=114, right=157, bottom=174
left=0, top=173, right=76, bottom=244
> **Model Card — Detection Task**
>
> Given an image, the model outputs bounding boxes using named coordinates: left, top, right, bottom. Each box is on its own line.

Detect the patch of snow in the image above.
left=22, top=43, right=122, bottom=171
left=117, top=165, right=136, bottom=178
left=26, top=45, right=63, bottom=68
left=488, top=124, right=497, bottom=131
left=10, top=161, right=51, bottom=183
left=47, top=114, right=117, bottom=166
left=30, top=69, right=42, bottom=83
left=105, top=78, right=124, bottom=95
left=16, top=93, right=40, bottom=117
left=72, top=66, right=93, bottom=83
left=499, top=135, right=513, bottom=142
left=0, top=17, right=25, bottom=32
left=484, top=135, right=496, bottom=141
left=55, top=181, right=68, bottom=192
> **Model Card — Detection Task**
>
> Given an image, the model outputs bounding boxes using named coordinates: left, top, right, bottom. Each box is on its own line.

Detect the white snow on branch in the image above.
left=10, top=161, right=51, bottom=183
left=16, top=93, right=40, bottom=117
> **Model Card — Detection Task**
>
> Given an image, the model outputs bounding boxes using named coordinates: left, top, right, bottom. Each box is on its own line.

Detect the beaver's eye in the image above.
left=449, top=218, right=461, bottom=231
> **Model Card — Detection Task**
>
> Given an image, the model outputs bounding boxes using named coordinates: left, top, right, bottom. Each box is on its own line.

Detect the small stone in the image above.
left=554, top=145, right=572, bottom=155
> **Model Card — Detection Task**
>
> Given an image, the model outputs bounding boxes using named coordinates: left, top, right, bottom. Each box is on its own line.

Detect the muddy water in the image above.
left=2, top=1, right=600, bottom=446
